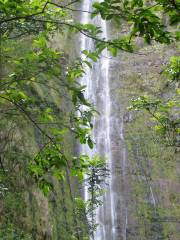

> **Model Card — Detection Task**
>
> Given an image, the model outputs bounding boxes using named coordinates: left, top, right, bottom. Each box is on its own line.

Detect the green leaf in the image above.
left=88, top=137, right=94, bottom=149
left=108, top=46, right=118, bottom=57
left=84, top=60, right=92, bottom=69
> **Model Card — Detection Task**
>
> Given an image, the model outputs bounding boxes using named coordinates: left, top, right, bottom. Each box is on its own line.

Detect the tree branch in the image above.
left=0, top=1, right=49, bottom=24
left=0, top=95, right=56, bottom=144
left=0, top=0, right=80, bottom=24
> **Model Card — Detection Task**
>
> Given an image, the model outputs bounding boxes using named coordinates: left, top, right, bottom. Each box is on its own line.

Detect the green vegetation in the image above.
left=129, top=56, right=180, bottom=147
left=0, top=0, right=179, bottom=239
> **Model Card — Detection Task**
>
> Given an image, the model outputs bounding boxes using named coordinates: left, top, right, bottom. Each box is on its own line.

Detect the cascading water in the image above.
left=80, top=1, right=128, bottom=239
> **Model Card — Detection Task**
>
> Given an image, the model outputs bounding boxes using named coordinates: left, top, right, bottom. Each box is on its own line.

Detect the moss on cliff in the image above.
left=0, top=31, right=89, bottom=239
left=111, top=43, right=180, bottom=239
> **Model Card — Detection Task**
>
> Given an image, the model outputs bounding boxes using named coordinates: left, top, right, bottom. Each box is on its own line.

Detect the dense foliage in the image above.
left=0, top=0, right=179, bottom=239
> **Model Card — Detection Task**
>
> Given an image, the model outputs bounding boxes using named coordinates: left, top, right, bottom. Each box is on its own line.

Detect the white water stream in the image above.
left=80, top=1, right=127, bottom=239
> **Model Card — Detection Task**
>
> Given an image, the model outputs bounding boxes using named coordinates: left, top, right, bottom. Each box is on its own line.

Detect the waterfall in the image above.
left=80, top=1, right=127, bottom=239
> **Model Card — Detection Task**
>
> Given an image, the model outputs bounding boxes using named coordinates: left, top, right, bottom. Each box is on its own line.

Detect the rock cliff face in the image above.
left=1, top=2, right=179, bottom=240
left=78, top=1, right=179, bottom=238
left=107, top=41, right=179, bottom=239
left=0, top=30, right=88, bottom=240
